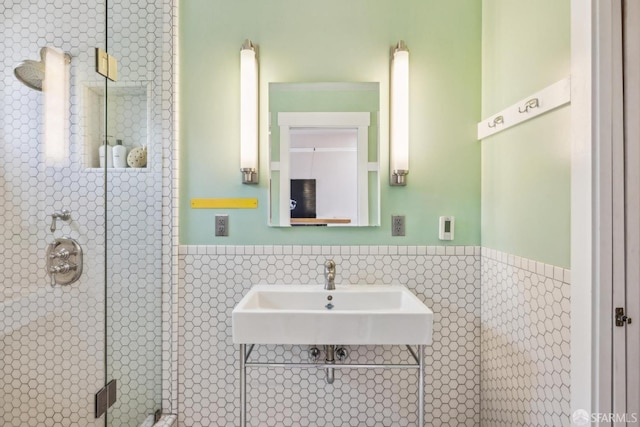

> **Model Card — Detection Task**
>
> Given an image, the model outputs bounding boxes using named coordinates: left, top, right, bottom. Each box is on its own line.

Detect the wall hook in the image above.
left=487, top=115, right=504, bottom=128
left=518, top=98, right=539, bottom=113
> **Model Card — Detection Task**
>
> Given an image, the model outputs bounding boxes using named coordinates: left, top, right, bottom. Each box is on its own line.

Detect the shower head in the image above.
left=14, top=47, right=71, bottom=91
left=14, top=48, right=46, bottom=91
left=15, top=62, right=44, bottom=91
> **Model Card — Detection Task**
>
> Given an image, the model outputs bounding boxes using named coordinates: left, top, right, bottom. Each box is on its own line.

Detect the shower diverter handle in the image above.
left=50, top=210, right=71, bottom=232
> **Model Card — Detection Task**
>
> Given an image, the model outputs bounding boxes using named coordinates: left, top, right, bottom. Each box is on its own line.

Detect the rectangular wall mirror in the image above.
left=268, top=82, right=380, bottom=227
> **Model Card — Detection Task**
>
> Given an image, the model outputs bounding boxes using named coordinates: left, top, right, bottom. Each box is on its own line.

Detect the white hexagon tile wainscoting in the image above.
left=480, top=248, right=571, bottom=427
left=178, top=245, right=481, bottom=427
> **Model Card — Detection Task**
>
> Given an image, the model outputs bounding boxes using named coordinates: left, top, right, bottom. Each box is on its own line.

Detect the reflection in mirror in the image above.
left=268, top=82, right=380, bottom=227
left=290, top=128, right=357, bottom=225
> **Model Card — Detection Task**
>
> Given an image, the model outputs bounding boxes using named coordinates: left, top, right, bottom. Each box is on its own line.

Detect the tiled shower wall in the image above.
left=178, top=245, right=481, bottom=426
left=0, top=2, right=106, bottom=425
left=480, top=248, right=571, bottom=426
left=0, top=0, right=175, bottom=425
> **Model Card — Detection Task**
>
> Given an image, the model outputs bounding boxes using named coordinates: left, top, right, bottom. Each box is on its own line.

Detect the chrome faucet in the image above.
left=324, top=260, right=336, bottom=290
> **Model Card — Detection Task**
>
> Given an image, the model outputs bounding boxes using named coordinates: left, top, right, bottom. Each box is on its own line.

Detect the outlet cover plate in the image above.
left=391, top=215, right=405, bottom=236
left=215, top=214, right=229, bottom=236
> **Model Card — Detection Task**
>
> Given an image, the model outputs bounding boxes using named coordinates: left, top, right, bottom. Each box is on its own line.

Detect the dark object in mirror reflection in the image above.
left=291, top=179, right=324, bottom=226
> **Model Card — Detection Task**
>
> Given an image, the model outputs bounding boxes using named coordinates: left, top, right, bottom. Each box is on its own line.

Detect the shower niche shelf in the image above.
left=82, top=81, right=151, bottom=170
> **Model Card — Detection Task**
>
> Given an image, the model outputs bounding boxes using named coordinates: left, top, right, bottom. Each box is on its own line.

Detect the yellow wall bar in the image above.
left=191, top=198, right=258, bottom=209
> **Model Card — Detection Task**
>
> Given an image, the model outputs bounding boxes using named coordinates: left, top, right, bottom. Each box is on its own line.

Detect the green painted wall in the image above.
left=179, top=0, right=481, bottom=245
left=481, top=0, right=571, bottom=267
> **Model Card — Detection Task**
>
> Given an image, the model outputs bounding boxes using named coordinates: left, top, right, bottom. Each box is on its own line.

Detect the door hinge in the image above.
left=615, top=307, right=632, bottom=327
left=95, top=379, right=117, bottom=418
left=95, top=48, right=118, bottom=81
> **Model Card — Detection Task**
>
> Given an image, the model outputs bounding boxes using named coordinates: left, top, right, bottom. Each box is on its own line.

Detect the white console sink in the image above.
left=232, top=284, right=433, bottom=345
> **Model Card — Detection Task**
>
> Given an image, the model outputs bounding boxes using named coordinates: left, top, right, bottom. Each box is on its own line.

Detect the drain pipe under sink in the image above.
left=324, top=345, right=335, bottom=384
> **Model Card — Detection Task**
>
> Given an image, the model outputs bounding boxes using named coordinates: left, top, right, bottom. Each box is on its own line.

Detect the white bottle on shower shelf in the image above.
left=98, top=137, right=113, bottom=168
left=112, top=139, right=127, bottom=168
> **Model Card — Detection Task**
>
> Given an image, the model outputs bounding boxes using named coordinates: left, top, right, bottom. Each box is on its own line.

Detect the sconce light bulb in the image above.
left=391, top=41, right=409, bottom=185
left=240, top=40, right=259, bottom=184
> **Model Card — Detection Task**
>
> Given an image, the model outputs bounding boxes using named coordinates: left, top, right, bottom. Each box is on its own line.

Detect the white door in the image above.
left=571, top=2, right=640, bottom=423
left=622, top=0, right=640, bottom=423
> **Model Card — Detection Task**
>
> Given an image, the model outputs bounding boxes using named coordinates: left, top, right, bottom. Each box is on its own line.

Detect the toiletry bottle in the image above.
left=113, top=139, right=127, bottom=168
left=98, top=136, right=113, bottom=168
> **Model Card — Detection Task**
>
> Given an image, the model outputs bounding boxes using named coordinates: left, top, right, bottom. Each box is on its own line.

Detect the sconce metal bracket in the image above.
left=391, top=170, right=408, bottom=186
left=241, top=168, right=258, bottom=185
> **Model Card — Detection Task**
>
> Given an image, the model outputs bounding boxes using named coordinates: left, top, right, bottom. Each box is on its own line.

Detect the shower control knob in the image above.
left=50, top=247, right=73, bottom=260
left=50, top=263, right=68, bottom=274
left=49, top=262, right=77, bottom=274
left=46, top=238, right=82, bottom=286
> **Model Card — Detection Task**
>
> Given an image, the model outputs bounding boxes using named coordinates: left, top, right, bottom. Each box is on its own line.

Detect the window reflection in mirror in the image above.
left=268, top=82, right=380, bottom=227
left=290, top=128, right=358, bottom=226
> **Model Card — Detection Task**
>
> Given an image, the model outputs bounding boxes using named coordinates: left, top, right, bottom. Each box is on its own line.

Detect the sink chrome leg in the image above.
left=418, top=345, right=424, bottom=427
left=240, top=344, right=246, bottom=427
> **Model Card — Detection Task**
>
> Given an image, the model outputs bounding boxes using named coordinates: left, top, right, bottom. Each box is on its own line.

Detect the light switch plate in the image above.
left=438, top=216, right=454, bottom=240
left=215, top=214, right=229, bottom=236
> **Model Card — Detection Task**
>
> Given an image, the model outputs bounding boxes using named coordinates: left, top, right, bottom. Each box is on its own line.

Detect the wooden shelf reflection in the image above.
left=290, top=218, right=351, bottom=225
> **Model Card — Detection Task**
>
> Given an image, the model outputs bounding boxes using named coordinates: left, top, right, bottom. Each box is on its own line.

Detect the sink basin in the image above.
left=232, top=284, right=433, bottom=345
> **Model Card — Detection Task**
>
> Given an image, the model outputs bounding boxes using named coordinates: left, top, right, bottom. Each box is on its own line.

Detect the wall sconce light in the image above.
left=390, top=40, right=409, bottom=186
left=240, top=39, right=258, bottom=184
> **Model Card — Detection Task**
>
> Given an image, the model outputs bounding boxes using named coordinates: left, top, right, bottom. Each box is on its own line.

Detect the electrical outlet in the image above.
left=391, top=215, right=405, bottom=236
left=215, top=214, right=229, bottom=236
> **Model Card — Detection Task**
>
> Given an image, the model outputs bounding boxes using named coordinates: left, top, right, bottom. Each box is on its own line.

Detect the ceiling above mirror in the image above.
left=268, top=82, right=380, bottom=227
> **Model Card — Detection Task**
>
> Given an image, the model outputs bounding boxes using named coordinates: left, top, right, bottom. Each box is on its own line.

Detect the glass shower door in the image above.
left=1, top=0, right=164, bottom=425
left=104, top=0, right=164, bottom=425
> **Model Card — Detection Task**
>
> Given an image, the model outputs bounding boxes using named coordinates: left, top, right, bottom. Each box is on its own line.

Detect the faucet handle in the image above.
left=308, top=347, right=321, bottom=362
left=324, top=260, right=336, bottom=271
left=323, top=260, right=337, bottom=290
